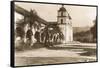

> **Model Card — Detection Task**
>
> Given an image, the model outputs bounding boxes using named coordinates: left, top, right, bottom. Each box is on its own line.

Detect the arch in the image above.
left=61, top=19, right=63, bottom=24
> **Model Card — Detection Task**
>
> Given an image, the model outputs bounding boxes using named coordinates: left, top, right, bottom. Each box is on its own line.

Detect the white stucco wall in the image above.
left=58, top=11, right=73, bottom=43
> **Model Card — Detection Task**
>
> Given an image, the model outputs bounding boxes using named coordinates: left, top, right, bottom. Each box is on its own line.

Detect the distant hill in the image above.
left=73, top=27, right=91, bottom=34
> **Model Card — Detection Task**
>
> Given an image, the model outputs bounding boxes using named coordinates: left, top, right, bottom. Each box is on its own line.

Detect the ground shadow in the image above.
left=15, top=42, right=45, bottom=51
left=46, top=46, right=96, bottom=56
left=79, top=48, right=96, bottom=56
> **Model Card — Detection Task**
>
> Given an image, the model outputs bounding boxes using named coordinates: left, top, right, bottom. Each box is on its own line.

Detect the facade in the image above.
left=57, top=5, right=73, bottom=43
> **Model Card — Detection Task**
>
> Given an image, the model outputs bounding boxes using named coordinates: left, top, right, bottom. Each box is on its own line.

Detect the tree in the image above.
left=16, top=26, right=25, bottom=39
left=90, top=18, right=97, bottom=42
left=16, top=9, right=41, bottom=43
left=40, top=24, right=64, bottom=47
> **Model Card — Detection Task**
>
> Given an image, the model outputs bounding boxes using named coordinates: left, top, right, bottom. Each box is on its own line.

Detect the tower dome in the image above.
left=58, top=5, right=66, bottom=12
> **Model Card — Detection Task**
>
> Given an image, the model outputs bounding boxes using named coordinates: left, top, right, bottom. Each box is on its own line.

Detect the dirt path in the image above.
left=15, top=43, right=97, bottom=66
left=16, top=48, right=80, bottom=57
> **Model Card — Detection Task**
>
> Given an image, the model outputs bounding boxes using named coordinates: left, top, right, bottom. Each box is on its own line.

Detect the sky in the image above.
left=15, top=2, right=97, bottom=27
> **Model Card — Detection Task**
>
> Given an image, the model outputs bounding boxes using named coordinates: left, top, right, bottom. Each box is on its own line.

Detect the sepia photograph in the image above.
left=11, top=1, right=98, bottom=67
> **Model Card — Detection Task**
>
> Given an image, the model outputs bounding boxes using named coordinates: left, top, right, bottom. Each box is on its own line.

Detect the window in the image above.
left=61, top=19, right=63, bottom=24
left=61, top=12, right=63, bottom=16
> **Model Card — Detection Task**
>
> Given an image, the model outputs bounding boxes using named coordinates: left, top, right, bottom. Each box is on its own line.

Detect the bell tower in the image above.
left=57, top=5, right=73, bottom=43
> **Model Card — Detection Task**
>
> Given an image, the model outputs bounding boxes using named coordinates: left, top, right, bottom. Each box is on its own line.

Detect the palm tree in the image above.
left=15, top=9, right=64, bottom=47
left=28, top=9, right=41, bottom=29
left=40, top=24, right=64, bottom=47
left=15, top=9, right=42, bottom=45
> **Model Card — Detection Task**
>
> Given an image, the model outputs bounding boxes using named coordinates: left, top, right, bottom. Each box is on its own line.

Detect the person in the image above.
left=16, top=27, right=25, bottom=39
left=26, top=28, right=33, bottom=46
left=44, top=31, right=53, bottom=47
left=34, top=30, right=40, bottom=43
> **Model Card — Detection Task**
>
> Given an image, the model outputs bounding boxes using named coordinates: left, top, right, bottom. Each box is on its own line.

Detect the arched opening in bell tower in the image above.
left=61, top=19, right=63, bottom=24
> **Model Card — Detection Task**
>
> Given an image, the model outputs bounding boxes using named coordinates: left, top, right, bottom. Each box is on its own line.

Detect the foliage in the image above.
left=90, top=19, right=97, bottom=42
left=40, top=24, right=64, bottom=46
left=73, top=31, right=93, bottom=43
